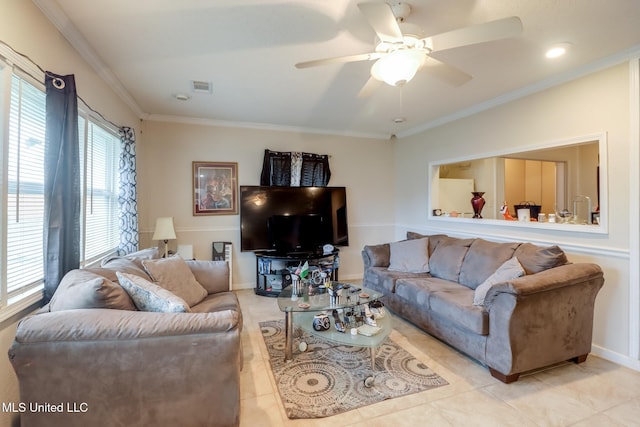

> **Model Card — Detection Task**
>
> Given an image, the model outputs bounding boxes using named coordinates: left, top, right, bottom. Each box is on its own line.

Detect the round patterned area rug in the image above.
left=260, top=319, right=448, bottom=419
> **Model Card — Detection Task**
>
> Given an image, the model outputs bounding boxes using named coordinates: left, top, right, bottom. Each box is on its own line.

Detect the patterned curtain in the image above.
left=117, top=126, right=139, bottom=255
left=43, top=72, right=81, bottom=302
left=290, top=152, right=303, bottom=187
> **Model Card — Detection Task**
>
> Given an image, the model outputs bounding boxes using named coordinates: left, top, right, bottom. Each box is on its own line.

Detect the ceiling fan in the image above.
left=295, top=2, right=523, bottom=97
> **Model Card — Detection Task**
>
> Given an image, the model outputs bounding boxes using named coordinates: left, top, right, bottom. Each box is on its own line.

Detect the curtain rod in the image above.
left=0, top=39, right=121, bottom=130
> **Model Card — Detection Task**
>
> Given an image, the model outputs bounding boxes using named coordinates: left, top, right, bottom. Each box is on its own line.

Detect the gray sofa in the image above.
left=8, top=249, right=242, bottom=427
left=362, top=233, right=604, bottom=383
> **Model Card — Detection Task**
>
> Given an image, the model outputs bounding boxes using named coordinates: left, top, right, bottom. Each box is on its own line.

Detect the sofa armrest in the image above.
left=186, top=259, right=230, bottom=294
left=362, top=243, right=390, bottom=269
left=485, top=263, right=604, bottom=303
left=483, top=263, right=604, bottom=377
left=9, top=309, right=241, bottom=427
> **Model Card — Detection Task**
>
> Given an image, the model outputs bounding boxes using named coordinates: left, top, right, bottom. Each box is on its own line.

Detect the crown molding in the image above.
left=145, top=113, right=389, bottom=140
left=397, top=44, right=640, bottom=139
left=33, top=0, right=145, bottom=119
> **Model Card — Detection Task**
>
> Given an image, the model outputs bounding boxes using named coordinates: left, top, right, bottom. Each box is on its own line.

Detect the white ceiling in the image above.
left=36, top=0, right=640, bottom=139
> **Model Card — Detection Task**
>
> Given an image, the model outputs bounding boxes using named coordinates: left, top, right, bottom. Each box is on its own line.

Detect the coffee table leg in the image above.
left=285, top=311, right=293, bottom=361
left=370, top=347, right=376, bottom=371
left=364, top=347, right=377, bottom=388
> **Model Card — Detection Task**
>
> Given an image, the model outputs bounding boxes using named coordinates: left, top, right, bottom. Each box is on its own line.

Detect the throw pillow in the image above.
left=388, top=238, right=430, bottom=273
left=363, top=243, right=391, bottom=268
left=142, top=255, right=208, bottom=307
left=513, top=243, right=568, bottom=275
left=49, top=269, right=136, bottom=311
left=116, top=272, right=191, bottom=313
left=473, top=257, right=525, bottom=306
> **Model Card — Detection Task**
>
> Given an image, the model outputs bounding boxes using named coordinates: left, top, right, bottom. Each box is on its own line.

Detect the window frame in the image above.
left=0, top=58, right=48, bottom=321
left=0, top=47, right=123, bottom=321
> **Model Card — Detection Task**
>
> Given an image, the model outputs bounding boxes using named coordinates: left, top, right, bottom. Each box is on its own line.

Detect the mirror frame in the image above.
left=428, top=132, right=608, bottom=234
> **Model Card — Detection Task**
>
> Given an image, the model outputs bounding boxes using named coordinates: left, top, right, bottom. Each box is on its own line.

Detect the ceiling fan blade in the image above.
left=357, top=76, right=382, bottom=98
left=422, top=57, right=472, bottom=87
left=295, top=52, right=382, bottom=69
left=425, top=16, right=523, bottom=53
left=357, top=2, right=404, bottom=43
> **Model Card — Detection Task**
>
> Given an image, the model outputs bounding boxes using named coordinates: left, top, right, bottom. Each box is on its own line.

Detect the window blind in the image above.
left=79, top=116, right=121, bottom=265
left=6, top=74, right=45, bottom=296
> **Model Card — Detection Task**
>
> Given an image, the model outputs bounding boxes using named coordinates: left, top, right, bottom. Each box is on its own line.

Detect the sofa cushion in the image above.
left=458, top=239, right=521, bottom=289
left=49, top=269, right=136, bottom=312
left=142, top=256, right=208, bottom=307
left=191, top=292, right=240, bottom=314
left=186, top=260, right=229, bottom=294
left=429, top=238, right=475, bottom=282
left=513, top=243, right=568, bottom=274
left=406, top=233, right=450, bottom=255
left=116, top=272, right=191, bottom=313
left=428, top=287, right=489, bottom=335
left=100, top=256, right=152, bottom=280
left=389, top=238, right=430, bottom=273
left=395, top=277, right=460, bottom=308
left=363, top=243, right=390, bottom=268
left=364, top=267, right=430, bottom=294
left=102, top=247, right=161, bottom=270
left=473, top=257, right=525, bottom=306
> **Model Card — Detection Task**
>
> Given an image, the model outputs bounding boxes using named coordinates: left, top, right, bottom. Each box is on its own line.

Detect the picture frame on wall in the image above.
left=193, top=161, right=238, bottom=216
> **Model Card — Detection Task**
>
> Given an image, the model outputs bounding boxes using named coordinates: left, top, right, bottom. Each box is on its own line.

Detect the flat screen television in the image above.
left=240, top=186, right=349, bottom=254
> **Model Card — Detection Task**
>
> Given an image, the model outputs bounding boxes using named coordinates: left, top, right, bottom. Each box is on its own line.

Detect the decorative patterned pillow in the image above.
left=116, top=272, right=191, bottom=313
left=473, top=257, right=525, bottom=306
left=141, top=255, right=208, bottom=307
left=388, top=238, right=430, bottom=273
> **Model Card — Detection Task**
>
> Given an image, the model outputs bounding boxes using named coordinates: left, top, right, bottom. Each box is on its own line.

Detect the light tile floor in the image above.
left=236, top=289, right=640, bottom=426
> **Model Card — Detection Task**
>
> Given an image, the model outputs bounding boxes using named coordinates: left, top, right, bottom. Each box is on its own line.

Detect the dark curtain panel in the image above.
left=43, top=73, right=80, bottom=302
left=260, top=149, right=292, bottom=186
left=300, top=153, right=331, bottom=186
left=117, top=126, right=139, bottom=255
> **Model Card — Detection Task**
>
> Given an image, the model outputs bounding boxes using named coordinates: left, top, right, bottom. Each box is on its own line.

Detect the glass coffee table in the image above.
left=277, top=283, right=391, bottom=386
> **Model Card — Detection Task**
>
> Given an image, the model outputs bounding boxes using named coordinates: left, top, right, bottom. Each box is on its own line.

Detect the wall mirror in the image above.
left=429, top=133, right=607, bottom=233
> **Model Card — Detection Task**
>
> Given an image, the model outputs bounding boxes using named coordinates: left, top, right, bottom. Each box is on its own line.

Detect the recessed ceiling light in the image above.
left=545, top=42, right=572, bottom=59
left=393, top=117, right=406, bottom=124
left=175, top=94, right=190, bottom=101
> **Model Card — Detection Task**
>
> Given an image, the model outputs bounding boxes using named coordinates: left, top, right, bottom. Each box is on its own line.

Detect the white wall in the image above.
left=394, top=62, right=637, bottom=368
left=0, top=2, right=140, bottom=425
left=137, top=120, right=397, bottom=288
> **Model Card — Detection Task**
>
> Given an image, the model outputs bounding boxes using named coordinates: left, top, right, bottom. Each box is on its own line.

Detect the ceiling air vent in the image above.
left=191, top=80, right=212, bottom=94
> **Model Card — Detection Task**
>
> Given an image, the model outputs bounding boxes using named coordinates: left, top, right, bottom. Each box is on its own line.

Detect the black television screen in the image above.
left=240, top=186, right=348, bottom=253
left=268, top=214, right=324, bottom=254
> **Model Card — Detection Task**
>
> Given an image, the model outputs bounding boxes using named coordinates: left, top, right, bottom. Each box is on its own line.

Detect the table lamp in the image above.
left=152, top=216, right=176, bottom=258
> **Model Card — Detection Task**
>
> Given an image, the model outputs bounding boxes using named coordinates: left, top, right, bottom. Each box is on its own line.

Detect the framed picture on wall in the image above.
left=193, top=161, right=238, bottom=216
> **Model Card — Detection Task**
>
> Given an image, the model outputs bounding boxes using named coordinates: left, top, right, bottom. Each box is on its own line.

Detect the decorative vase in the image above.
left=471, top=192, right=486, bottom=219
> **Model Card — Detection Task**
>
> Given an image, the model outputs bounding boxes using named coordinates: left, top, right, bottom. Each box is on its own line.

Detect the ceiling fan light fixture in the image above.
left=371, top=49, right=425, bottom=86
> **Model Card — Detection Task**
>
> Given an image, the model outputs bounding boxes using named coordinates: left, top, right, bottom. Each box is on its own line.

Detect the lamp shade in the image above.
left=152, top=217, right=176, bottom=241
left=371, top=49, right=425, bottom=86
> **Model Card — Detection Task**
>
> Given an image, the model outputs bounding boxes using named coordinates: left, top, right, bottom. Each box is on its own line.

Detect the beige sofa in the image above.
left=8, top=249, right=242, bottom=427
left=362, top=233, right=604, bottom=383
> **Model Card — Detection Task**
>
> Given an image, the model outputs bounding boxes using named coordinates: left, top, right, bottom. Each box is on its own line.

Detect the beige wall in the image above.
left=137, top=120, right=396, bottom=287
left=395, top=62, right=635, bottom=366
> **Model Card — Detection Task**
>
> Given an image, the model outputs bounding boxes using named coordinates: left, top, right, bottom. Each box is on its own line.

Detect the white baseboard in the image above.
left=591, top=344, right=640, bottom=371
